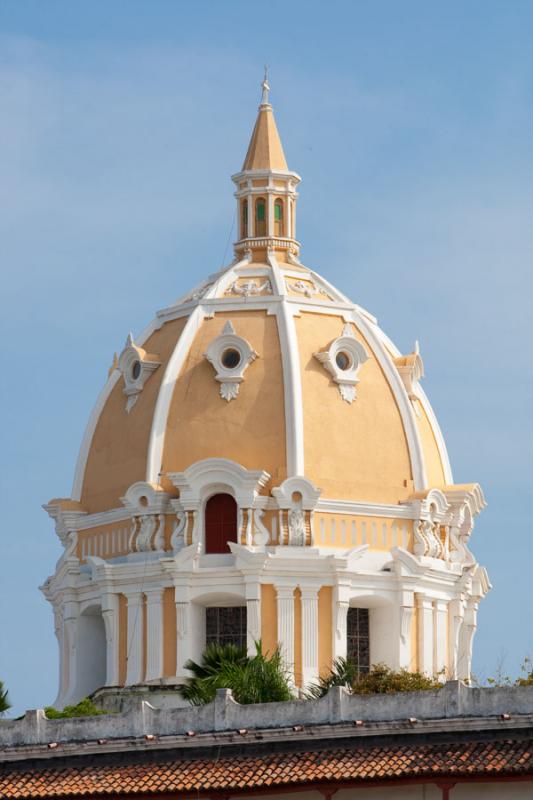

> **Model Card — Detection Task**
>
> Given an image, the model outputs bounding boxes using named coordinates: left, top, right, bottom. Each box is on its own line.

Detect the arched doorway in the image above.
left=205, top=493, right=238, bottom=553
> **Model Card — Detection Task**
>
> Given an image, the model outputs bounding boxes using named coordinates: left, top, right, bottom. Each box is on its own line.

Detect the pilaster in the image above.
left=300, top=586, right=320, bottom=687
left=101, top=593, right=120, bottom=686
left=448, top=598, right=465, bottom=679
left=417, top=595, right=434, bottom=676
left=124, top=591, right=144, bottom=685
left=433, top=599, right=448, bottom=676
left=276, top=586, right=295, bottom=680
left=398, top=591, right=414, bottom=669
left=145, top=588, right=164, bottom=682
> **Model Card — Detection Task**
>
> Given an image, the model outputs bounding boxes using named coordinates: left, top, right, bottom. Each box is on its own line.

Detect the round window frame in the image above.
left=335, top=350, right=352, bottom=371
left=131, top=360, right=142, bottom=381
left=221, top=347, right=242, bottom=370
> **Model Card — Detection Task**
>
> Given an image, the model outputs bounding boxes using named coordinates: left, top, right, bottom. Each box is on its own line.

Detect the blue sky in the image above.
left=1, top=0, right=532, bottom=715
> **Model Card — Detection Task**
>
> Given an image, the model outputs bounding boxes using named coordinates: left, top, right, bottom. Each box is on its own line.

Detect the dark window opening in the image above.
left=255, top=198, right=266, bottom=236
left=347, top=607, right=370, bottom=674
left=206, top=606, right=247, bottom=649
left=205, top=493, right=238, bottom=554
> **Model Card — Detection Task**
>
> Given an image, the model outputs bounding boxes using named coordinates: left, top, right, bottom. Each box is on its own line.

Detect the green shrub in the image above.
left=307, top=659, right=442, bottom=698
left=0, top=681, right=11, bottom=715
left=45, top=697, right=107, bottom=719
left=178, top=641, right=294, bottom=705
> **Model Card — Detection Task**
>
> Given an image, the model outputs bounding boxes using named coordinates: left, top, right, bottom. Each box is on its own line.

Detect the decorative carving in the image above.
left=252, top=508, right=270, bottom=547
left=287, top=278, right=328, bottom=298
left=170, top=509, right=187, bottom=552
left=118, top=334, right=160, bottom=412
left=205, top=321, right=258, bottom=402
left=225, top=279, right=272, bottom=297
left=335, top=600, right=349, bottom=642
left=131, top=514, right=157, bottom=552
left=314, top=324, right=369, bottom=403
left=288, top=507, right=306, bottom=546
left=394, top=342, right=425, bottom=408
left=180, top=280, right=213, bottom=304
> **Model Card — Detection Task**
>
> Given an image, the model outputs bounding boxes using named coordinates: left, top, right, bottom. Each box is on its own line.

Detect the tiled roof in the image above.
left=1, top=738, right=532, bottom=798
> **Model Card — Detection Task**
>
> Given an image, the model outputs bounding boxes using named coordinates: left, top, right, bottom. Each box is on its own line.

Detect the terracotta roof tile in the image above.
left=0, top=738, right=532, bottom=798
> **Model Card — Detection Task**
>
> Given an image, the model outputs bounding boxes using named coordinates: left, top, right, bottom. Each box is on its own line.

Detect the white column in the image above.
left=62, top=600, right=79, bottom=704
left=246, top=598, right=261, bottom=656
left=145, top=588, right=164, bottom=682
left=301, top=586, right=319, bottom=687
left=124, top=591, right=144, bottom=685
left=276, top=586, right=295, bottom=679
left=267, top=192, right=274, bottom=237
left=398, top=591, right=414, bottom=669
left=175, top=599, right=192, bottom=677
left=448, top=599, right=465, bottom=679
left=101, top=593, right=120, bottom=686
left=457, top=600, right=478, bottom=681
left=433, top=600, right=448, bottom=676
left=332, top=584, right=350, bottom=660
left=417, top=595, right=434, bottom=676
left=286, top=196, right=292, bottom=239
left=246, top=195, right=253, bottom=238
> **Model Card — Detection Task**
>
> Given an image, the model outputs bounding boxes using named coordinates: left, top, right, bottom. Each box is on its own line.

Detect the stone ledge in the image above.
left=1, top=682, right=533, bottom=751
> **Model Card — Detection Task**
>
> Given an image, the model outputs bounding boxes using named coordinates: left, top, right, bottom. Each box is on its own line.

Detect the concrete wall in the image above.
left=1, top=682, right=533, bottom=748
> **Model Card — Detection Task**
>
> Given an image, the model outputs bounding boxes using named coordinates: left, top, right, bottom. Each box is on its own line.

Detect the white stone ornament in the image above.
left=314, top=324, right=369, bottom=403
left=204, top=321, right=258, bottom=402
left=225, top=279, right=272, bottom=297
left=118, top=333, right=161, bottom=412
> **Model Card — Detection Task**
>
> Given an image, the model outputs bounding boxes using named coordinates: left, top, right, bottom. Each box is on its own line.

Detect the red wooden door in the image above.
left=205, top=494, right=238, bottom=554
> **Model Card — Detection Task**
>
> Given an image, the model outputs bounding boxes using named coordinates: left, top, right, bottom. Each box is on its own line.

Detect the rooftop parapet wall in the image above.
left=2, top=682, right=533, bottom=751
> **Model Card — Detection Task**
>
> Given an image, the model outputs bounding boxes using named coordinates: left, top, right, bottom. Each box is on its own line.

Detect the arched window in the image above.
left=274, top=198, right=284, bottom=237
left=255, top=197, right=266, bottom=236
left=241, top=200, right=248, bottom=239
left=205, top=493, right=238, bottom=554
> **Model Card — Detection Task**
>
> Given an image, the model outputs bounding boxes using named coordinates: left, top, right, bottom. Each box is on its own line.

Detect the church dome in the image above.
left=74, top=91, right=451, bottom=517
left=43, top=76, right=489, bottom=709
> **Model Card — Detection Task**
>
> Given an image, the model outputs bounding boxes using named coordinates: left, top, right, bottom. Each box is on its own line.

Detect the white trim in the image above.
left=417, top=385, right=454, bottom=484
left=317, top=499, right=416, bottom=519
left=376, top=328, right=453, bottom=485
left=268, top=252, right=304, bottom=476
left=349, top=310, right=428, bottom=491
left=145, top=306, right=204, bottom=484
left=146, top=259, right=251, bottom=484
left=71, top=318, right=160, bottom=502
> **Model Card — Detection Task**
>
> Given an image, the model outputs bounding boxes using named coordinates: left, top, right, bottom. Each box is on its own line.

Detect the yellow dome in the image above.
left=73, top=76, right=451, bottom=516
left=75, top=258, right=451, bottom=515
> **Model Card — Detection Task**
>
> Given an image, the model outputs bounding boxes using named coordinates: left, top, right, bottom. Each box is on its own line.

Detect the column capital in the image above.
left=144, top=587, right=165, bottom=604
left=275, top=585, right=295, bottom=600
left=300, top=584, right=321, bottom=600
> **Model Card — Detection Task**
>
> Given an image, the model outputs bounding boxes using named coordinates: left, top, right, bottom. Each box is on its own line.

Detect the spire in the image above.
left=242, top=71, right=288, bottom=172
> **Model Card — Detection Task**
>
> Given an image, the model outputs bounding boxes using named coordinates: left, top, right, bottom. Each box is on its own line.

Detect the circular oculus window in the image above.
left=335, top=351, right=352, bottom=371
left=221, top=348, right=242, bottom=369
left=131, top=360, right=142, bottom=380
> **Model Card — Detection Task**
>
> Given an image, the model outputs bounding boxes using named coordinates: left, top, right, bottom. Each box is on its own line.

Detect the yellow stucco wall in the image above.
left=261, top=584, right=277, bottom=656
left=161, top=311, right=287, bottom=492
left=296, top=313, right=414, bottom=502
left=81, top=318, right=187, bottom=513
left=163, top=588, right=176, bottom=678
left=318, top=586, right=333, bottom=678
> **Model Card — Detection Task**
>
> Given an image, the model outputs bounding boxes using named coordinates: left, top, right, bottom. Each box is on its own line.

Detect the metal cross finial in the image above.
left=261, top=65, right=270, bottom=105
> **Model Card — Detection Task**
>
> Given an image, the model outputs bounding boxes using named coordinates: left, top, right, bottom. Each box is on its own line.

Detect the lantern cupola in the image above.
left=232, top=72, right=301, bottom=262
